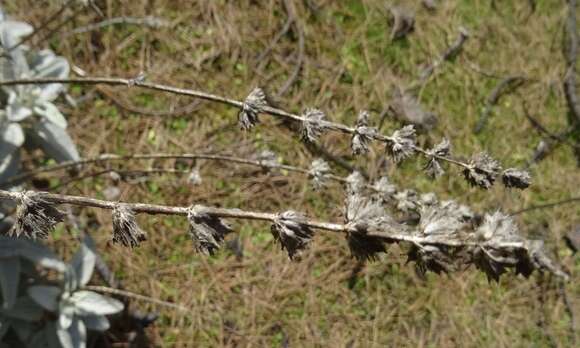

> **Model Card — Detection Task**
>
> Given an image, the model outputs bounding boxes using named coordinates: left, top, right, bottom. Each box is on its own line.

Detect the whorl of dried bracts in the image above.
left=300, top=108, right=327, bottom=143
left=309, top=158, right=331, bottom=190
left=351, top=110, right=377, bottom=155
left=9, top=192, right=64, bottom=239
left=238, top=87, right=267, bottom=130
left=271, top=211, right=314, bottom=260
left=387, top=125, right=416, bottom=163
left=188, top=205, right=233, bottom=255
left=501, top=168, right=531, bottom=189
left=112, top=204, right=147, bottom=248
left=462, top=152, right=501, bottom=189
left=424, top=138, right=451, bottom=179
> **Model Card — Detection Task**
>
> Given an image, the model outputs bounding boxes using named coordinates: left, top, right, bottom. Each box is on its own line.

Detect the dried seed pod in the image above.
left=351, top=110, right=377, bottom=155
left=300, top=108, right=326, bottom=143
left=309, top=158, right=331, bottom=190
left=188, top=205, right=232, bottom=255
left=462, top=152, right=501, bottom=189
left=10, top=192, right=64, bottom=239
left=271, top=211, right=314, bottom=260
left=387, top=125, right=416, bottom=163
left=501, top=168, right=531, bottom=189
left=111, top=204, right=147, bottom=248
left=238, top=87, right=267, bottom=130
left=346, top=171, right=366, bottom=195
left=424, top=138, right=451, bottom=179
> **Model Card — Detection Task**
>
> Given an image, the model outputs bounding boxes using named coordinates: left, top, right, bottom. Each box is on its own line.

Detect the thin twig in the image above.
left=564, top=0, right=580, bottom=124
left=509, top=196, right=580, bottom=216
left=474, top=76, right=528, bottom=133
left=60, top=16, right=170, bottom=39
left=418, top=27, right=469, bottom=83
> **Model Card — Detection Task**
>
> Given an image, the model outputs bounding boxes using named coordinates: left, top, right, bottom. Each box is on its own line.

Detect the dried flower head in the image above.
left=309, top=158, right=331, bottom=190
left=10, top=192, right=64, bottom=239
left=238, top=87, right=267, bottom=130
left=351, top=110, right=377, bottom=155
left=112, top=204, right=147, bottom=248
left=372, top=176, right=397, bottom=202
left=188, top=169, right=202, bottom=186
left=300, top=108, right=327, bottom=143
left=188, top=205, right=232, bottom=255
left=255, top=149, right=279, bottom=168
left=387, top=125, right=416, bottom=163
left=501, top=168, right=531, bottom=189
left=346, top=171, right=366, bottom=195
left=462, top=152, right=501, bottom=189
left=475, top=211, right=520, bottom=243
left=419, top=205, right=464, bottom=236
left=394, top=189, right=418, bottom=212
left=345, top=191, right=400, bottom=261
left=424, top=138, right=451, bottom=179
left=271, top=211, right=314, bottom=260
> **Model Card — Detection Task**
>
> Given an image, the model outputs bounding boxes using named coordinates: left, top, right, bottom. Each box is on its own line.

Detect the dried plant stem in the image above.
left=0, top=189, right=561, bottom=255
left=61, top=16, right=170, bottom=38
left=0, top=77, right=491, bottom=173
left=82, top=285, right=188, bottom=312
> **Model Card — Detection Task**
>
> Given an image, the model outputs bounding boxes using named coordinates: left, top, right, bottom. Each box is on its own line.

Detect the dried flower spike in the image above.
left=309, top=158, right=331, bottom=190
left=462, top=152, right=501, bottom=189
left=424, top=138, right=451, bottom=179
left=407, top=244, right=456, bottom=279
left=188, top=169, right=202, bottom=186
left=372, top=176, right=397, bottom=202
left=387, top=125, right=416, bottom=163
left=271, top=211, right=314, bottom=260
left=238, top=87, right=267, bottom=130
left=300, top=108, right=327, bottom=143
left=10, top=192, right=64, bottom=239
left=255, top=149, right=279, bottom=168
left=351, top=110, right=377, bottom=155
left=188, top=205, right=232, bottom=255
left=112, top=204, right=147, bottom=248
left=501, top=168, right=531, bottom=189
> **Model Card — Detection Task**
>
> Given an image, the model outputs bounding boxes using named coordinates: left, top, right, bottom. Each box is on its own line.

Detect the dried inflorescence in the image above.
left=111, top=204, right=147, bottom=248
left=351, top=110, right=377, bottom=155
left=188, top=205, right=232, bottom=255
left=309, top=158, right=331, bottom=190
left=394, top=189, right=419, bottom=213
left=188, top=168, right=202, bottom=186
left=300, top=108, right=327, bottom=143
left=372, top=176, right=397, bottom=202
left=501, top=168, right=531, bottom=189
left=346, top=171, right=366, bottom=195
left=238, top=87, right=267, bottom=130
left=463, top=152, right=501, bottom=189
left=344, top=189, right=401, bottom=261
left=407, top=244, right=457, bottom=279
left=387, top=125, right=416, bottom=163
left=419, top=205, right=465, bottom=236
left=271, top=211, right=314, bottom=260
left=255, top=149, right=279, bottom=168
left=10, top=192, right=64, bottom=239
left=424, top=138, right=451, bottom=179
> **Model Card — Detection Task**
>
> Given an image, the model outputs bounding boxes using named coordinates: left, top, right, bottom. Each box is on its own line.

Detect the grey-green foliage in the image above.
left=0, top=236, right=124, bottom=348
left=0, top=11, right=79, bottom=186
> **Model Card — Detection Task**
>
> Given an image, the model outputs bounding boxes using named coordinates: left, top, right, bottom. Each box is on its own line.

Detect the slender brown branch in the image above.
left=419, top=27, right=469, bottom=83
left=82, top=285, right=188, bottom=312
left=0, top=76, right=495, bottom=173
left=509, top=196, right=580, bottom=216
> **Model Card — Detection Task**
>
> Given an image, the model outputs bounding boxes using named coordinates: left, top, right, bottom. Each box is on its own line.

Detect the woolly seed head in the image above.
left=372, top=176, right=397, bottom=202
left=424, top=138, right=451, bottom=179
left=271, top=211, right=314, bottom=260
left=188, top=205, right=232, bottom=255
left=475, top=211, right=520, bottom=243
left=351, top=110, right=377, bottom=155
left=188, top=169, right=202, bottom=186
left=300, top=108, right=327, bottom=143
left=238, top=87, right=267, bottom=130
left=462, top=152, right=501, bottom=189
left=111, top=205, right=147, bottom=248
left=501, top=168, right=531, bottom=189
left=407, top=244, right=455, bottom=279
left=419, top=204, right=464, bottom=236
left=394, top=189, right=418, bottom=213
left=346, top=171, right=366, bottom=195
left=309, top=158, right=331, bottom=190
left=387, top=125, right=416, bottom=163
left=10, top=192, right=64, bottom=240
